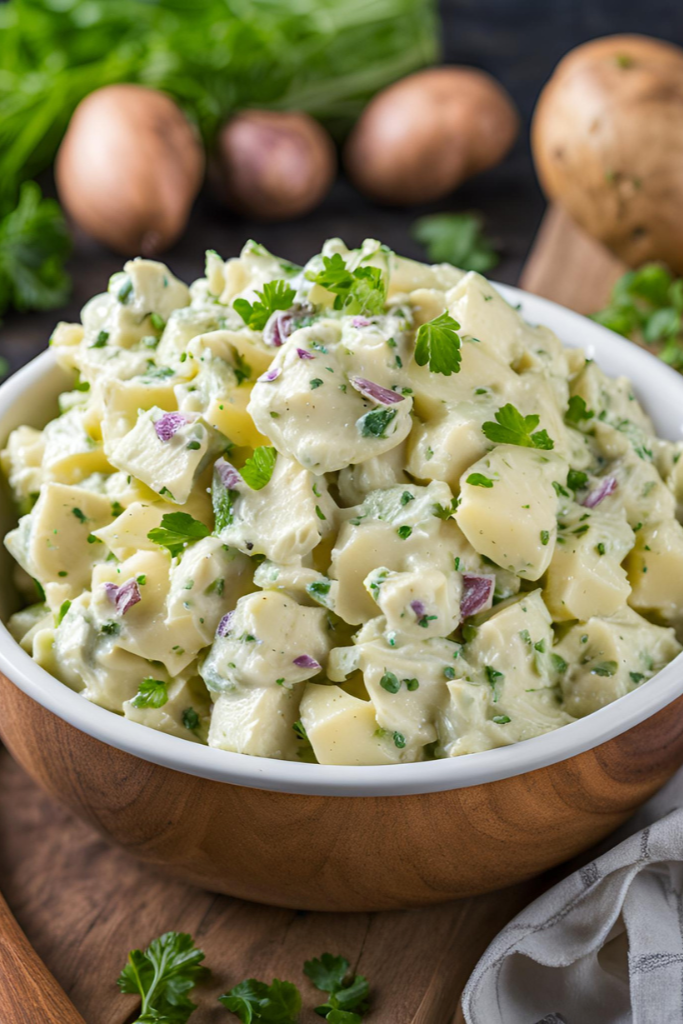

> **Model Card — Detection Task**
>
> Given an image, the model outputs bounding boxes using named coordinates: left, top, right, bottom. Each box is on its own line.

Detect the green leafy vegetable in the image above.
left=0, top=0, right=438, bottom=202
left=565, top=395, right=594, bottom=425
left=308, top=253, right=387, bottom=315
left=182, top=708, right=200, bottom=731
left=132, top=678, right=169, bottom=709
left=219, top=978, right=302, bottom=1023
left=413, top=311, right=462, bottom=375
left=358, top=408, right=397, bottom=438
left=567, top=469, right=588, bottom=493
left=592, top=660, right=618, bottom=677
left=234, top=280, right=296, bottom=331
left=411, top=212, right=500, bottom=272
left=147, top=512, right=210, bottom=557
left=304, top=953, right=370, bottom=1020
left=117, top=931, right=209, bottom=1023
left=592, top=263, right=683, bottom=369
left=466, top=473, right=494, bottom=488
left=240, top=447, right=277, bottom=490
left=482, top=404, right=555, bottom=449
left=0, top=181, right=70, bottom=317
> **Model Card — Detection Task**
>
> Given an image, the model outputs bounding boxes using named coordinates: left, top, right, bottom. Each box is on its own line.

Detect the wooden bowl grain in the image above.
left=2, top=673, right=682, bottom=912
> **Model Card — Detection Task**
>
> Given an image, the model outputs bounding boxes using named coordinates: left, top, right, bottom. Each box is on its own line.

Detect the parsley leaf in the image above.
left=482, top=404, right=555, bottom=449
left=304, top=954, right=349, bottom=996
left=414, top=311, right=462, bottom=375
left=147, top=512, right=210, bottom=557
left=411, top=212, right=499, bottom=273
left=592, top=263, right=683, bottom=370
left=219, top=978, right=301, bottom=1023
left=304, top=953, right=370, bottom=1020
left=131, top=678, right=169, bottom=709
left=240, top=447, right=277, bottom=490
left=466, top=472, right=494, bottom=488
left=565, top=395, right=594, bottom=425
left=357, top=408, right=397, bottom=438
left=0, top=181, right=71, bottom=318
left=233, top=280, right=296, bottom=331
left=308, top=253, right=386, bottom=315
left=117, top=931, right=209, bottom=1023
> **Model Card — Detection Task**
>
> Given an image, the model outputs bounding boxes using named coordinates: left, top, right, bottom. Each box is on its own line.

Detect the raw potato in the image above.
left=532, top=35, right=683, bottom=273
left=56, top=84, right=204, bottom=255
left=211, top=110, right=336, bottom=220
left=344, top=67, right=519, bottom=204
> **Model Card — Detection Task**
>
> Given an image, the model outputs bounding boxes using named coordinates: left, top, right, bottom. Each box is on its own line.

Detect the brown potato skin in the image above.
left=532, top=35, right=683, bottom=273
left=211, top=110, right=336, bottom=221
left=55, top=84, right=204, bottom=256
left=344, top=67, right=519, bottom=205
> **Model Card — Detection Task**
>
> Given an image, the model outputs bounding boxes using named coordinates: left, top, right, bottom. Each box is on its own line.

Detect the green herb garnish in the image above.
left=308, top=252, right=386, bottom=316
left=466, top=473, right=494, bottom=488
left=131, top=678, right=169, bottom=709
left=241, top=446, right=277, bottom=490
left=358, top=408, right=397, bottom=438
left=565, top=395, right=594, bottom=425
left=147, top=512, right=210, bottom=557
left=117, top=931, right=209, bottom=1023
left=233, top=279, right=296, bottom=331
left=482, top=404, right=554, bottom=449
left=414, top=311, right=462, bottom=375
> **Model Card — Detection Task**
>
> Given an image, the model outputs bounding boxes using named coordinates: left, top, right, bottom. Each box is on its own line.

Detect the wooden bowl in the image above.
left=1, top=286, right=683, bottom=912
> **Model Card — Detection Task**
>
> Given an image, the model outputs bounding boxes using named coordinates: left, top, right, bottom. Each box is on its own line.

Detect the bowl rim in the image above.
left=1, top=282, right=683, bottom=797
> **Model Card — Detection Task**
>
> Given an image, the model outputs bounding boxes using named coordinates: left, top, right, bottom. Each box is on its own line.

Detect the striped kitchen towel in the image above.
left=462, top=770, right=683, bottom=1024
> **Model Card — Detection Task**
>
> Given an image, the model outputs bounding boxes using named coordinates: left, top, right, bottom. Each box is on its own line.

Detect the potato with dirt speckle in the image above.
left=532, top=35, right=683, bottom=273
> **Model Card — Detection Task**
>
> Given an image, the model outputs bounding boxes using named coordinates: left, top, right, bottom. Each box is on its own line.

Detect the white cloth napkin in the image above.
left=461, top=769, right=683, bottom=1024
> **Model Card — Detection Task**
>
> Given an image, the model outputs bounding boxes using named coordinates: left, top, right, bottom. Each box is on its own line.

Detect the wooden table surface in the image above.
left=0, top=204, right=630, bottom=1023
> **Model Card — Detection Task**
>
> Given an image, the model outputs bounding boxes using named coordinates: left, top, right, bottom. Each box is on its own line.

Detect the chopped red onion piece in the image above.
left=352, top=316, right=372, bottom=328
left=293, top=654, right=321, bottom=670
left=410, top=599, right=427, bottom=619
left=296, top=348, right=315, bottom=360
left=583, top=476, right=617, bottom=509
left=214, top=458, right=242, bottom=491
left=350, top=376, right=405, bottom=405
left=103, top=578, right=141, bottom=615
left=263, top=310, right=295, bottom=348
left=216, top=611, right=234, bottom=637
left=460, top=573, right=495, bottom=619
left=258, top=367, right=281, bottom=383
left=154, top=411, right=190, bottom=442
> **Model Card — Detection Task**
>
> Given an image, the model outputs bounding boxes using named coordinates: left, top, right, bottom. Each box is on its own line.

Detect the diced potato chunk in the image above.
left=300, top=684, right=403, bottom=765
left=555, top=607, right=681, bottom=717
left=456, top=445, right=562, bottom=580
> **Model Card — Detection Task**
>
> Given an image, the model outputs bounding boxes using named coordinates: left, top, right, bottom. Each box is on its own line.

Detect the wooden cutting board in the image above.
left=0, top=205, right=628, bottom=1024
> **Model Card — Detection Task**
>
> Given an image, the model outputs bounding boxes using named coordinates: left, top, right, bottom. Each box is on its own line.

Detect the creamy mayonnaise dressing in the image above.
left=3, top=238, right=683, bottom=764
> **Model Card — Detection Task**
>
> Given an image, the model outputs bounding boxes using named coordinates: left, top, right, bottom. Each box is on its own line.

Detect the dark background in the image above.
left=2, top=0, right=683, bottom=372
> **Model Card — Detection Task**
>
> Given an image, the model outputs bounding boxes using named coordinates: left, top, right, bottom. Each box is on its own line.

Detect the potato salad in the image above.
left=4, top=238, right=683, bottom=766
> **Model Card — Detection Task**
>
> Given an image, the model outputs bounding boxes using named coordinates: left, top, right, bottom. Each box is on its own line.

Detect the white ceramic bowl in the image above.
left=0, top=285, right=682, bottom=798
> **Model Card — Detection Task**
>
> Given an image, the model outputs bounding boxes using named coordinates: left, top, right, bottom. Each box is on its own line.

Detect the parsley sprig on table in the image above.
left=117, top=931, right=209, bottom=1024
left=119, top=934, right=373, bottom=1022
left=592, top=263, right=683, bottom=369
left=482, top=404, right=555, bottom=450
left=219, top=978, right=302, bottom=1023
left=414, top=311, right=462, bottom=375
left=234, top=281, right=297, bottom=331
left=411, top=212, right=500, bottom=272
left=308, top=253, right=387, bottom=316
left=304, top=953, right=370, bottom=1021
